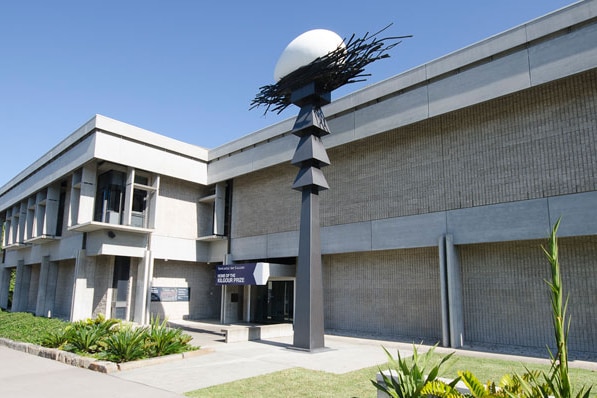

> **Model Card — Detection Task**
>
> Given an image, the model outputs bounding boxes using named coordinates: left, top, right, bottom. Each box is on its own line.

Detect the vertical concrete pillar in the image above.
left=35, top=256, right=58, bottom=317
left=44, top=184, right=60, bottom=236
left=77, top=165, right=97, bottom=225
left=244, top=285, right=252, bottom=322
left=213, top=182, right=226, bottom=235
left=438, top=236, right=450, bottom=347
left=35, top=256, right=50, bottom=316
left=12, top=260, right=31, bottom=312
left=123, top=167, right=135, bottom=227
left=70, top=250, right=95, bottom=321
left=45, top=260, right=59, bottom=317
left=133, top=251, right=152, bottom=325
left=445, top=235, right=464, bottom=348
left=0, top=267, right=11, bottom=309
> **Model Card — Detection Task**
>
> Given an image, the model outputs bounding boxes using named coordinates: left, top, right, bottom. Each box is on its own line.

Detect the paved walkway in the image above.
left=2, top=321, right=597, bottom=397
left=0, top=346, right=182, bottom=397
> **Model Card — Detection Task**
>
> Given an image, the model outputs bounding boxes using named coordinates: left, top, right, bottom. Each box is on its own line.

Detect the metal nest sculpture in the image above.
left=251, top=25, right=411, bottom=114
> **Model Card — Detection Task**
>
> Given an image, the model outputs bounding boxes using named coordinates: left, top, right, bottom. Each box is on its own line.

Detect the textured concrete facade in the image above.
left=323, top=249, right=442, bottom=341
left=232, top=69, right=597, bottom=240
left=461, top=237, right=597, bottom=353
left=1, top=1, right=597, bottom=356
left=151, top=260, right=221, bottom=321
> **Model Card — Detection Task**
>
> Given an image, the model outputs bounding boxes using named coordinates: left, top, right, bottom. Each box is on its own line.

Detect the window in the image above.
left=94, top=170, right=126, bottom=224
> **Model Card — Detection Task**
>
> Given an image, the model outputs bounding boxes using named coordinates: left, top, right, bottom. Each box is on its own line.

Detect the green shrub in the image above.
left=508, top=219, right=592, bottom=398
left=146, top=316, right=193, bottom=357
left=42, top=314, right=119, bottom=354
left=99, top=325, right=148, bottom=363
left=372, top=344, right=457, bottom=398
left=63, top=324, right=107, bottom=354
left=40, top=328, right=70, bottom=350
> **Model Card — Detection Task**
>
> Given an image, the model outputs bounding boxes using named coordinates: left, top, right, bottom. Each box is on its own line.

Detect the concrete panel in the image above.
left=323, top=111, right=355, bottom=149
left=207, top=149, right=255, bottom=183
left=0, top=135, right=96, bottom=212
left=150, top=235, right=198, bottom=262
left=230, top=235, right=268, bottom=261
left=94, top=132, right=207, bottom=185
left=425, top=26, right=527, bottom=80
left=351, top=66, right=428, bottom=109
left=525, top=0, right=597, bottom=42
left=95, top=115, right=208, bottom=160
left=205, top=239, right=228, bottom=263
left=529, top=22, right=597, bottom=86
left=0, top=116, right=96, bottom=198
left=267, top=231, right=298, bottom=258
left=353, top=86, right=428, bottom=140
left=322, top=221, right=371, bottom=254
left=429, top=50, right=531, bottom=117
left=372, top=212, right=446, bottom=250
left=86, top=230, right=148, bottom=258
left=447, top=199, right=549, bottom=245
left=548, top=191, right=597, bottom=237
left=250, top=135, right=297, bottom=171
left=208, top=118, right=294, bottom=160
left=55, top=235, right=85, bottom=262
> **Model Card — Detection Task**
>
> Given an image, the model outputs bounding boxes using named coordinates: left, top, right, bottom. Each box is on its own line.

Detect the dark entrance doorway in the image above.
left=111, top=256, right=130, bottom=320
left=253, top=280, right=294, bottom=324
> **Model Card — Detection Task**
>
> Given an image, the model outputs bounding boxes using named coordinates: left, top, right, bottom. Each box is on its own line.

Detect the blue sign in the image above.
left=216, top=263, right=269, bottom=286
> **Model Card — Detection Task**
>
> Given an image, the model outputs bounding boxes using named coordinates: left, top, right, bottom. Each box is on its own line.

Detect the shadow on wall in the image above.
left=150, top=292, right=167, bottom=320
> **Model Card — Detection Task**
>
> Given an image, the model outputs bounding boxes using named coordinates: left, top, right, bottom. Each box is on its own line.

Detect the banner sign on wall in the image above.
left=215, top=263, right=270, bottom=286
left=150, top=287, right=191, bottom=302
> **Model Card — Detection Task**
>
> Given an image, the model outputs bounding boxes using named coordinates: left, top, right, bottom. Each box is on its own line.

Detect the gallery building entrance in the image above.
left=216, top=262, right=296, bottom=325
left=252, top=280, right=294, bottom=324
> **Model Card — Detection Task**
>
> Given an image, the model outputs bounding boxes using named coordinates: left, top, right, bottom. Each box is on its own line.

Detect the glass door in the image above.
left=253, top=280, right=294, bottom=324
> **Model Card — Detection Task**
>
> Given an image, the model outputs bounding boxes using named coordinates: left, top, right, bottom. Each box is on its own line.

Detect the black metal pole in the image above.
left=290, top=82, right=330, bottom=351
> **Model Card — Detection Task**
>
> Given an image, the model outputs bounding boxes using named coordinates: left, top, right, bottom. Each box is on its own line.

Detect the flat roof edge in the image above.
left=207, top=0, right=596, bottom=160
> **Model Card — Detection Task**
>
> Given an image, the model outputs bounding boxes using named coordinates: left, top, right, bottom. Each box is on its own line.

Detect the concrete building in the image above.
left=1, top=1, right=597, bottom=354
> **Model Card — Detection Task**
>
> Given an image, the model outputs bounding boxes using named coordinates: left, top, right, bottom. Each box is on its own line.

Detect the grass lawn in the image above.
left=2, top=310, right=595, bottom=397
left=186, top=352, right=597, bottom=398
left=0, top=309, right=66, bottom=344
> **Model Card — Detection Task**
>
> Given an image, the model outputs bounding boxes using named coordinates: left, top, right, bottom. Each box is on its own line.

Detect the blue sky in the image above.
left=0, top=0, right=577, bottom=187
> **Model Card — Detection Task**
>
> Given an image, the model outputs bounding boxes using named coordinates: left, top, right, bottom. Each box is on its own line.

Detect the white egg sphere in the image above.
left=274, top=29, right=345, bottom=82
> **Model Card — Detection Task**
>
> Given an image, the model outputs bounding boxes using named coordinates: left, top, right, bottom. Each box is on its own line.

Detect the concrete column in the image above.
left=13, top=261, right=31, bottom=312
left=35, top=256, right=50, bottom=316
left=45, top=260, right=59, bottom=317
left=0, top=267, right=11, bottom=309
left=35, top=256, right=58, bottom=317
left=77, top=165, right=97, bottom=225
left=133, top=251, right=152, bottom=324
left=123, top=167, right=135, bottom=227
left=244, top=285, right=252, bottom=322
left=438, top=236, right=450, bottom=348
left=445, top=235, right=464, bottom=348
left=70, top=250, right=95, bottom=321
left=44, top=184, right=60, bottom=236
left=213, top=182, right=226, bottom=235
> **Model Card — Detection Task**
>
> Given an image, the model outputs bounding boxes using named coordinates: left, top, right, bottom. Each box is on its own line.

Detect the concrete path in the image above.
left=0, top=346, right=183, bottom=397
left=116, top=333, right=412, bottom=394
left=2, top=321, right=596, bottom=397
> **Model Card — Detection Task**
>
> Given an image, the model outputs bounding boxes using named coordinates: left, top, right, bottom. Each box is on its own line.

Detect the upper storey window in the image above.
left=94, top=170, right=126, bottom=225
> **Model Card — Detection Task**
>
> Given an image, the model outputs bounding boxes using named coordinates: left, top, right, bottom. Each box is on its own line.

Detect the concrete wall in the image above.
left=53, top=260, right=75, bottom=318
left=26, top=264, right=40, bottom=313
left=150, top=260, right=220, bottom=321
left=323, top=248, right=442, bottom=341
left=91, top=256, right=113, bottom=318
left=460, top=236, right=597, bottom=353
left=230, top=69, right=597, bottom=262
